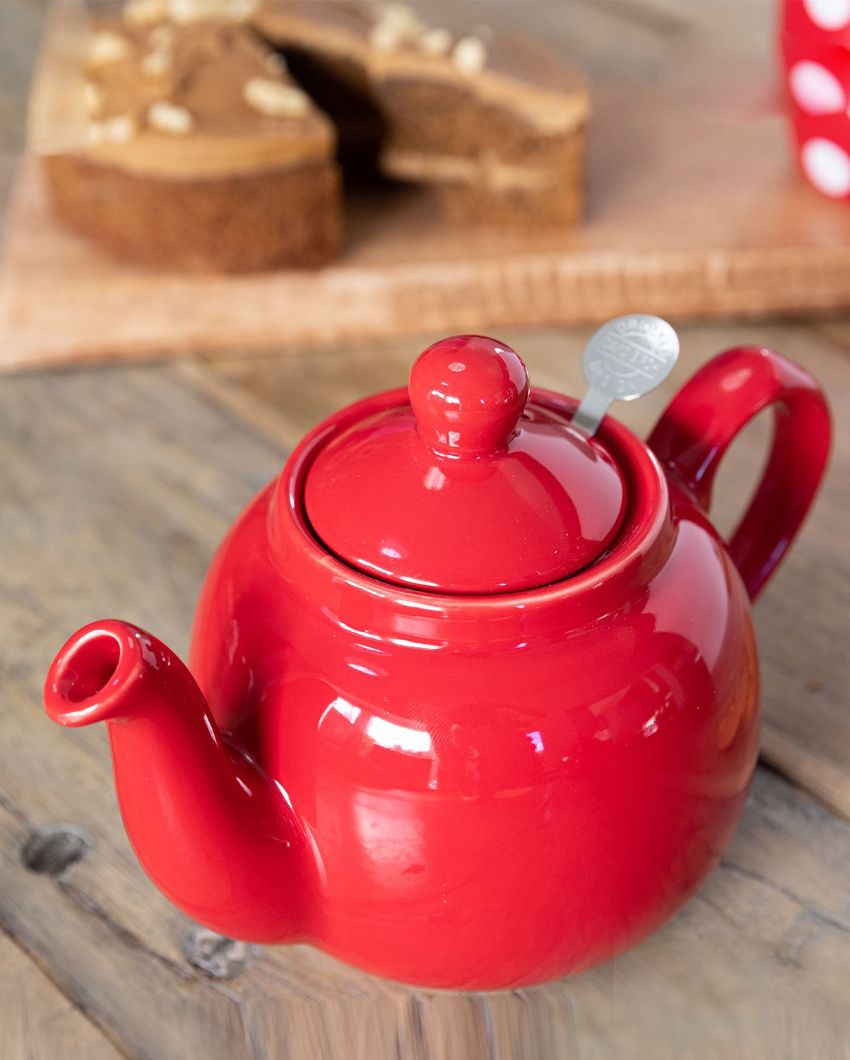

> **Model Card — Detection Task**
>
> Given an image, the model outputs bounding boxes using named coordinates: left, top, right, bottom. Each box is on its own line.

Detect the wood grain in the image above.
left=0, top=0, right=45, bottom=156
left=0, top=933, right=122, bottom=1060
left=6, top=0, right=850, bottom=370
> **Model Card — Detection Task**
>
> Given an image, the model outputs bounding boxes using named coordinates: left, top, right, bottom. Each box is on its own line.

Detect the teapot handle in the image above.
left=647, top=346, right=830, bottom=600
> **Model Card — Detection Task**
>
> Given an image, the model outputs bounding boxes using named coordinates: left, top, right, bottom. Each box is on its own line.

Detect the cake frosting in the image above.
left=81, top=16, right=334, bottom=177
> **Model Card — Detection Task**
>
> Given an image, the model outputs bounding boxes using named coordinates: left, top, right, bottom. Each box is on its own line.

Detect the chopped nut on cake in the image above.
left=418, top=27, right=452, bottom=58
left=90, top=31, right=134, bottom=66
left=124, top=0, right=169, bottom=26
left=452, top=36, right=487, bottom=76
left=169, top=0, right=258, bottom=23
left=87, top=114, right=137, bottom=144
left=147, top=99, right=194, bottom=134
left=83, top=81, right=104, bottom=115
left=141, top=48, right=172, bottom=76
left=243, top=78, right=310, bottom=118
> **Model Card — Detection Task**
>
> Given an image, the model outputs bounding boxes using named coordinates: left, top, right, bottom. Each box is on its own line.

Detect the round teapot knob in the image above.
left=409, top=336, right=529, bottom=458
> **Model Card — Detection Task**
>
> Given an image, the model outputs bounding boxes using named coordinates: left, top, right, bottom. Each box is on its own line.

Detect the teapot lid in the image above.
left=304, top=336, right=627, bottom=594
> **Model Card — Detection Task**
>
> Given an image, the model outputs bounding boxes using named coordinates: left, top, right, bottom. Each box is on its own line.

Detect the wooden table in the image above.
left=2, top=3, right=850, bottom=1058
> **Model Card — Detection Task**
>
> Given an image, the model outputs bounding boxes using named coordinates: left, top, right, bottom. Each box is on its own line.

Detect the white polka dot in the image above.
left=801, top=138, right=850, bottom=197
left=789, top=61, right=846, bottom=114
left=804, top=0, right=850, bottom=30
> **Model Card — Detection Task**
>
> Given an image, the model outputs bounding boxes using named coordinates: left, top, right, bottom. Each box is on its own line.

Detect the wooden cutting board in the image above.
left=4, top=0, right=850, bottom=371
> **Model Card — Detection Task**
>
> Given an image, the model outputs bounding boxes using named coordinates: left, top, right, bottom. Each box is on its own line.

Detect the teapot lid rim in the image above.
left=273, top=383, right=672, bottom=622
left=301, top=337, right=633, bottom=596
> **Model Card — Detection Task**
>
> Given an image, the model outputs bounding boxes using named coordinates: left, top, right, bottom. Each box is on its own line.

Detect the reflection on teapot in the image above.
left=44, top=334, right=830, bottom=988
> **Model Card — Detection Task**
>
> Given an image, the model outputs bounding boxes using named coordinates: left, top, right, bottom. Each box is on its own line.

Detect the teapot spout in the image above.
left=44, top=620, right=313, bottom=943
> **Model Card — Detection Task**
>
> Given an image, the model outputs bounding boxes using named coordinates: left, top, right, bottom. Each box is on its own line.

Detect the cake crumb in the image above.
left=148, top=100, right=195, bottom=135
left=452, top=36, right=487, bottom=75
left=243, top=78, right=310, bottom=118
left=419, top=27, right=453, bottom=57
left=90, top=31, right=133, bottom=66
left=88, top=114, right=137, bottom=145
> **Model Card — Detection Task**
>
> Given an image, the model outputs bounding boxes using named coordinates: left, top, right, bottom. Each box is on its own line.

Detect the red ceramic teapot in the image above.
left=44, top=331, right=830, bottom=990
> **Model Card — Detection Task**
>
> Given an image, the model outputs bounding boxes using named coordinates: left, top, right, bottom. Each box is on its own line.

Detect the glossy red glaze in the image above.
left=782, top=0, right=850, bottom=44
left=648, top=345, right=831, bottom=598
left=44, top=620, right=315, bottom=940
left=306, top=336, right=626, bottom=593
left=409, top=334, right=530, bottom=457
left=43, top=340, right=831, bottom=990
left=779, top=0, right=850, bottom=199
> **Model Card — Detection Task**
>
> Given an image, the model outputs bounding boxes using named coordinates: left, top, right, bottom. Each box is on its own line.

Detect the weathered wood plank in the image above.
left=0, top=0, right=46, bottom=155
left=0, top=353, right=848, bottom=1057
left=0, top=932, right=123, bottom=1060
left=183, top=319, right=850, bottom=820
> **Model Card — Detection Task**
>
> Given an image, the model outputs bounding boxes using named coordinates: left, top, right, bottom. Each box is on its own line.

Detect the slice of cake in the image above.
left=41, top=5, right=341, bottom=272
left=253, top=1, right=589, bottom=226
